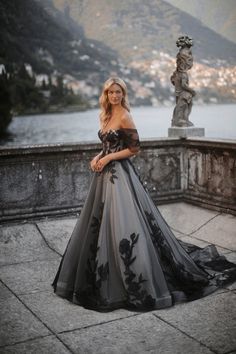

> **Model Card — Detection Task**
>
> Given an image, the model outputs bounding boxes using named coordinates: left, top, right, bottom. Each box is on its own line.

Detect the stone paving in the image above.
left=0, top=202, right=236, bottom=354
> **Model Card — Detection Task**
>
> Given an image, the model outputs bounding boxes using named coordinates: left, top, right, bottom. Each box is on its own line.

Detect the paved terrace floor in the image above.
left=0, top=202, right=236, bottom=354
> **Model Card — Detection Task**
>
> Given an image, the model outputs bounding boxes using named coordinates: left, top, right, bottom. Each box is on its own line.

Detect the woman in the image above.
left=52, top=77, right=236, bottom=312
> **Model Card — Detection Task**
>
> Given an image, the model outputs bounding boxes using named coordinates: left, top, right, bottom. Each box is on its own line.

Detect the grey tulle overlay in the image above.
left=52, top=128, right=236, bottom=311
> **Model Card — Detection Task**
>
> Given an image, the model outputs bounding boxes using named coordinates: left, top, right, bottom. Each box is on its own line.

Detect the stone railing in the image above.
left=0, top=138, right=236, bottom=222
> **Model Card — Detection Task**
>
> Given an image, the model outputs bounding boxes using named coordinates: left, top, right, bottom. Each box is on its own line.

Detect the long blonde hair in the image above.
left=99, top=77, right=130, bottom=129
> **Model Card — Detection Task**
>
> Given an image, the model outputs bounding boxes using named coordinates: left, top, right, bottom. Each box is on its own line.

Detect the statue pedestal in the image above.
left=168, top=127, right=205, bottom=138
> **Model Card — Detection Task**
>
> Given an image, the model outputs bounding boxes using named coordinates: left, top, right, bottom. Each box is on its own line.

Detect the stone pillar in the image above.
left=168, top=36, right=205, bottom=138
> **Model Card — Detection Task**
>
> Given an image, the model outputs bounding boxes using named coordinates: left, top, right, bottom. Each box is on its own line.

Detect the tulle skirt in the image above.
left=52, top=159, right=236, bottom=311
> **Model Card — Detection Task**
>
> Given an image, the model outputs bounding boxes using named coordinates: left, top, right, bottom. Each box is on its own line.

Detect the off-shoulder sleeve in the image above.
left=121, top=128, right=140, bottom=153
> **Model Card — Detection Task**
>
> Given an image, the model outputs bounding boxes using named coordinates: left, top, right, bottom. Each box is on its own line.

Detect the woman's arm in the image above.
left=95, top=147, right=138, bottom=172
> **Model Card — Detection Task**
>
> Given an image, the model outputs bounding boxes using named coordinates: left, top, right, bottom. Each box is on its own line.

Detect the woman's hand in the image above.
left=90, top=154, right=101, bottom=171
left=94, top=155, right=112, bottom=172
left=90, top=158, right=98, bottom=171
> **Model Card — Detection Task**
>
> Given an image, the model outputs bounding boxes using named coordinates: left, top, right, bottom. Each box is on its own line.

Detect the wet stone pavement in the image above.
left=0, top=202, right=236, bottom=354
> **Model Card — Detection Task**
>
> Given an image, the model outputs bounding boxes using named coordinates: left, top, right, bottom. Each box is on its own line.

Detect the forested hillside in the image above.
left=0, top=0, right=235, bottom=133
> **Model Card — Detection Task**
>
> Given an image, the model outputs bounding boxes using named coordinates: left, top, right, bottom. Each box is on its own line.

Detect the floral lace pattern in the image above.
left=98, top=128, right=140, bottom=155
left=119, top=233, right=156, bottom=309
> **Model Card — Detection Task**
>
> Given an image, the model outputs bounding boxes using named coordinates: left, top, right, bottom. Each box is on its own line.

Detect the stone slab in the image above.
left=155, top=292, right=236, bottom=354
left=168, top=127, right=205, bottom=138
left=158, top=202, right=217, bottom=235
left=20, top=291, right=136, bottom=334
left=227, top=282, right=236, bottom=291
left=225, top=252, right=236, bottom=264
left=0, top=282, right=13, bottom=301
left=0, top=223, right=57, bottom=266
left=0, top=283, right=50, bottom=347
left=192, top=213, right=236, bottom=251
left=59, top=312, right=213, bottom=354
left=171, top=229, right=186, bottom=239
left=1, top=335, right=71, bottom=354
left=36, top=217, right=76, bottom=255
left=0, top=258, right=61, bottom=295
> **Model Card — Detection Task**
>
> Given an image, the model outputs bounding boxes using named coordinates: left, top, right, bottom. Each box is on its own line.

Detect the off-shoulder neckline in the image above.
left=99, top=128, right=137, bottom=136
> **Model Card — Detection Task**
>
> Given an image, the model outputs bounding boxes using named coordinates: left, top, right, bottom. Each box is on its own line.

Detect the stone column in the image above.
left=168, top=36, right=205, bottom=138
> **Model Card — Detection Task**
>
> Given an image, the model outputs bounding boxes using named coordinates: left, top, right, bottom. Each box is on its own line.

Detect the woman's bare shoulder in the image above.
left=120, top=110, right=136, bottom=129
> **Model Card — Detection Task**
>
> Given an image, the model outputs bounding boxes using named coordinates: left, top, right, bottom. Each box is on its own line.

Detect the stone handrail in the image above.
left=0, top=137, right=236, bottom=222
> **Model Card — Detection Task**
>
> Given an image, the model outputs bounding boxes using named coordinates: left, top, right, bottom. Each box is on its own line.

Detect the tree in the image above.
left=8, top=64, right=45, bottom=114
left=0, top=68, right=13, bottom=136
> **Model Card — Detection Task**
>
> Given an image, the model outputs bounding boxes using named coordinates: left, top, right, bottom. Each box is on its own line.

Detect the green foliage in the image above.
left=46, top=74, right=89, bottom=110
left=8, top=64, right=44, bottom=114
left=50, top=75, right=65, bottom=104
left=3, top=64, right=89, bottom=114
left=0, top=68, right=12, bottom=136
left=0, top=64, right=89, bottom=121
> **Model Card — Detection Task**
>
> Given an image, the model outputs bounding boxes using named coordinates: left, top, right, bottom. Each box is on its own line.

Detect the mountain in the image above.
left=49, top=0, right=236, bottom=66
left=0, top=0, right=153, bottom=105
left=0, top=0, right=118, bottom=77
left=164, top=0, right=236, bottom=45
left=0, top=0, right=178, bottom=107
left=1, top=0, right=235, bottom=107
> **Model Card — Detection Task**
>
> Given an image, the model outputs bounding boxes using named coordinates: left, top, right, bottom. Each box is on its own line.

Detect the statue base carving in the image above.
left=168, top=127, right=205, bottom=138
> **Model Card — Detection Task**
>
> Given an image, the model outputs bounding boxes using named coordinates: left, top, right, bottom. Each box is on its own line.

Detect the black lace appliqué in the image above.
left=106, top=161, right=118, bottom=184
left=97, top=128, right=140, bottom=184
left=119, top=233, right=156, bottom=309
left=145, top=211, right=172, bottom=259
left=76, top=203, right=109, bottom=307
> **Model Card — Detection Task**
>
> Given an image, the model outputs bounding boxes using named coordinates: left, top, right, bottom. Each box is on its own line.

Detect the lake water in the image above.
left=1, top=104, right=236, bottom=146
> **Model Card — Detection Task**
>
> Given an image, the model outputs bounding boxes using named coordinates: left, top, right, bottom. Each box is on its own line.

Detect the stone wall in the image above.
left=0, top=138, right=235, bottom=222
left=184, top=139, right=236, bottom=213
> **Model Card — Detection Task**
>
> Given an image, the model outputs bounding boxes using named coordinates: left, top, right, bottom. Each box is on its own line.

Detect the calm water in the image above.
left=1, top=104, right=236, bottom=146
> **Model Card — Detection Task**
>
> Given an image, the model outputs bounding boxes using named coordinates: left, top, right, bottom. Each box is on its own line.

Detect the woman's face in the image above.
left=107, top=84, right=123, bottom=105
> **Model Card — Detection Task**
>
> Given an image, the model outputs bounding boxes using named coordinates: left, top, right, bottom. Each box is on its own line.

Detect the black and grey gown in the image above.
left=52, top=128, right=236, bottom=311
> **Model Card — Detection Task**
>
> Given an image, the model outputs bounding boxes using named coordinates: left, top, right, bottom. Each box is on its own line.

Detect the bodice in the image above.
left=98, top=128, right=140, bottom=156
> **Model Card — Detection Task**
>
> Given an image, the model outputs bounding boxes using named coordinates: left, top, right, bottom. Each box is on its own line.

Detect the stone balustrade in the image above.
left=0, top=137, right=235, bottom=222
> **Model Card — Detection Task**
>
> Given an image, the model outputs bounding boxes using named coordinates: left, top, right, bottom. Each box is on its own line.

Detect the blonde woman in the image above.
left=52, top=77, right=236, bottom=312
left=90, top=77, right=140, bottom=173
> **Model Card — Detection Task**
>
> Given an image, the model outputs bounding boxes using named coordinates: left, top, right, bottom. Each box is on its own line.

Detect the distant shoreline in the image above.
left=13, top=101, right=236, bottom=118
left=13, top=104, right=91, bottom=117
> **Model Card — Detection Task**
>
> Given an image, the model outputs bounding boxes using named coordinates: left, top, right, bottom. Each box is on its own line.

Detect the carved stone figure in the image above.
left=170, top=36, right=196, bottom=127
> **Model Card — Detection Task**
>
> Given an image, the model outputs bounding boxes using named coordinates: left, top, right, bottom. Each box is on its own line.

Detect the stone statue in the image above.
left=170, top=36, right=196, bottom=127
